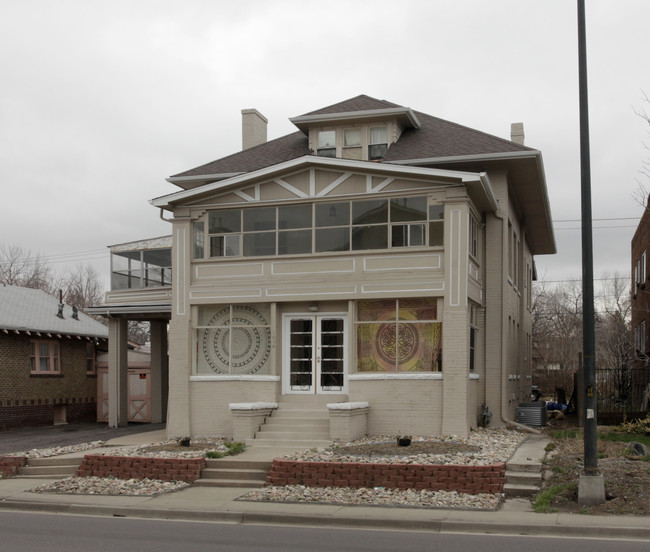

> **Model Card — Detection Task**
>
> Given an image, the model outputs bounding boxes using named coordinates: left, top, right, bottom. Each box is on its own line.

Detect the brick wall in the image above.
left=0, top=333, right=97, bottom=430
left=0, top=456, right=26, bottom=478
left=266, top=459, right=506, bottom=494
left=77, top=455, right=206, bottom=483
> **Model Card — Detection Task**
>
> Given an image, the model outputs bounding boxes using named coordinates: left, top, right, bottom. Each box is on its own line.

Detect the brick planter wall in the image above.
left=76, top=455, right=206, bottom=483
left=266, top=459, right=506, bottom=494
left=0, top=456, right=26, bottom=478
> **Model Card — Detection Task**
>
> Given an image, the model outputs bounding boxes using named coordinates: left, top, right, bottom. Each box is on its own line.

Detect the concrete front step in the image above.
left=255, top=431, right=330, bottom=440
left=26, top=457, right=83, bottom=467
left=503, top=482, right=540, bottom=497
left=201, top=468, right=268, bottom=481
left=506, top=461, right=543, bottom=473
left=276, top=395, right=347, bottom=408
left=16, top=466, right=79, bottom=478
left=193, top=478, right=266, bottom=488
left=16, top=457, right=82, bottom=479
left=205, top=458, right=270, bottom=470
left=263, top=418, right=330, bottom=428
left=505, top=470, right=542, bottom=486
left=195, top=458, right=271, bottom=488
left=269, top=411, right=330, bottom=420
left=245, top=438, right=331, bottom=448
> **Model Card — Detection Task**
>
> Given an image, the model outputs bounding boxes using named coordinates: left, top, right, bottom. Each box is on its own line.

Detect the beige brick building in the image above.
left=95, top=96, right=555, bottom=441
left=0, top=286, right=108, bottom=430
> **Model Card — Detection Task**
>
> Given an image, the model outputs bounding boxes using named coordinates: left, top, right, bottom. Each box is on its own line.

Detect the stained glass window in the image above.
left=356, top=299, right=441, bottom=372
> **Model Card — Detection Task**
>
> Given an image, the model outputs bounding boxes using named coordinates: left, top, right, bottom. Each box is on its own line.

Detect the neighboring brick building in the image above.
left=632, top=200, right=650, bottom=357
left=0, top=285, right=108, bottom=430
left=630, top=200, right=650, bottom=415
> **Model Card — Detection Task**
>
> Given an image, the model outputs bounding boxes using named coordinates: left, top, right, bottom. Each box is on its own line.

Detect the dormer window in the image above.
left=316, top=125, right=389, bottom=160
left=369, top=126, right=388, bottom=160
left=343, top=129, right=362, bottom=160
left=317, top=130, right=336, bottom=157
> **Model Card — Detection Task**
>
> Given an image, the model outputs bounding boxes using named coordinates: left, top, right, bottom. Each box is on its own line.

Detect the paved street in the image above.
left=1, top=511, right=648, bottom=552
left=0, top=423, right=165, bottom=455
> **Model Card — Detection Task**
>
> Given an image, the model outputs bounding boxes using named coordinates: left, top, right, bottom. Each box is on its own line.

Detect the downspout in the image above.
left=159, top=208, right=173, bottom=223
left=493, top=206, right=540, bottom=435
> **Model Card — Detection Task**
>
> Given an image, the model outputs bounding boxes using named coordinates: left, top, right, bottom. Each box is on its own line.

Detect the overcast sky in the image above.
left=1, top=0, right=649, bottom=296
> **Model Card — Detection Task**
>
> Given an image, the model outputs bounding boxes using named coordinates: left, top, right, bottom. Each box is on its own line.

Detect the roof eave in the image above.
left=290, top=107, right=421, bottom=134
left=151, top=155, right=484, bottom=210
left=390, top=150, right=556, bottom=255
left=166, top=172, right=245, bottom=186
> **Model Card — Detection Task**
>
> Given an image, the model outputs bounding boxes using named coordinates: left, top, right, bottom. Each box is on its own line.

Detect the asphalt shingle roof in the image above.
left=170, top=95, right=533, bottom=185
left=0, top=285, right=109, bottom=338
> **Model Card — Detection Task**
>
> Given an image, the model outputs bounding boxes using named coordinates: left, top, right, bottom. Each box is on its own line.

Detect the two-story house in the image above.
left=92, top=95, right=555, bottom=441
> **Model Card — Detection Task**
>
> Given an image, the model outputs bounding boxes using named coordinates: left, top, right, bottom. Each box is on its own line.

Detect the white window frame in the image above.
left=30, top=340, right=60, bottom=374
left=86, top=343, right=96, bottom=375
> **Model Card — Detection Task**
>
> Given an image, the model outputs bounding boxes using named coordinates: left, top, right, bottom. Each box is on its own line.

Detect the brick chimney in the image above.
left=510, top=122, right=525, bottom=145
left=241, top=109, right=268, bottom=150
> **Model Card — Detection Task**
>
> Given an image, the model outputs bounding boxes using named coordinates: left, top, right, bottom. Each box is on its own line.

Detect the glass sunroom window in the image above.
left=198, top=196, right=444, bottom=259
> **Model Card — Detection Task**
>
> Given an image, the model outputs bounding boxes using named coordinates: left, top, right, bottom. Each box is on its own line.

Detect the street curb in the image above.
left=1, top=499, right=649, bottom=540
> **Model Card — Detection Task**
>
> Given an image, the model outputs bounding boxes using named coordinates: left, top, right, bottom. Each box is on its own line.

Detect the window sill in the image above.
left=349, top=373, right=443, bottom=381
left=30, top=373, right=63, bottom=378
left=190, top=375, right=280, bottom=382
left=195, top=245, right=444, bottom=263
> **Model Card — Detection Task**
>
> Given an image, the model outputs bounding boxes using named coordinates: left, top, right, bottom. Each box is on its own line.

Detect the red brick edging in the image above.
left=0, top=456, right=27, bottom=478
left=76, top=455, right=206, bottom=483
left=266, top=459, right=506, bottom=494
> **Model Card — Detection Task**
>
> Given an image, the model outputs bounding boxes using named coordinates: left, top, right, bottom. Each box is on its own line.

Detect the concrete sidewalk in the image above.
left=1, top=433, right=649, bottom=540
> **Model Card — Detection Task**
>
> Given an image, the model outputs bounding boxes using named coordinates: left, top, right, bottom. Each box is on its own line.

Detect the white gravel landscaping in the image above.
left=28, top=476, right=189, bottom=496
left=241, top=485, right=502, bottom=510
left=20, top=429, right=527, bottom=508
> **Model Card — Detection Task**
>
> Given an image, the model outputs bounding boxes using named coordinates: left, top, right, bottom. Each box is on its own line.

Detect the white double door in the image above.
left=282, top=314, right=347, bottom=394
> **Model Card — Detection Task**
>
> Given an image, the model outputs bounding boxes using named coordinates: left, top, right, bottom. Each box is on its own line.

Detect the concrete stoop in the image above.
left=503, top=435, right=549, bottom=498
left=16, top=456, right=82, bottom=480
left=194, top=458, right=271, bottom=488
left=246, top=396, right=337, bottom=449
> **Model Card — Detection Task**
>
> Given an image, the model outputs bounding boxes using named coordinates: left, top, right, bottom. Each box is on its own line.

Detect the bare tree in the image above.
left=62, top=264, right=104, bottom=310
left=0, top=244, right=106, bottom=316
left=532, top=278, right=583, bottom=396
left=128, top=321, right=151, bottom=346
left=0, top=244, right=57, bottom=292
left=532, top=274, right=632, bottom=401
left=632, top=90, right=650, bottom=206
left=597, top=273, right=632, bottom=372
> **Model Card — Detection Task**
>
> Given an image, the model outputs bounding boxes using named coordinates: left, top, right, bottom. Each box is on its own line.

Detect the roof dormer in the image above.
left=289, top=106, right=420, bottom=162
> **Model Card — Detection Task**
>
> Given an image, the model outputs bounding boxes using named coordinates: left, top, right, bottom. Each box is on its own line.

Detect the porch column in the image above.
left=441, top=199, right=471, bottom=435
left=150, top=320, right=169, bottom=423
left=108, top=317, right=129, bottom=427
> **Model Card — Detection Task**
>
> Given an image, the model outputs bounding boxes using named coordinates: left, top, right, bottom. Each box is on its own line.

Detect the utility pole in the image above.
left=577, top=0, right=605, bottom=505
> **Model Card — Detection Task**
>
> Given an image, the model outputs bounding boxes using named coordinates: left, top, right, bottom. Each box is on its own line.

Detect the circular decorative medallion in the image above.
left=376, top=322, right=418, bottom=365
left=201, top=307, right=271, bottom=374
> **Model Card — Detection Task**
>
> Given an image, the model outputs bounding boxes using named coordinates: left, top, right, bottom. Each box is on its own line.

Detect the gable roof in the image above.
left=0, top=285, right=109, bottom=339
left=168, top=95, right=534, bottom=188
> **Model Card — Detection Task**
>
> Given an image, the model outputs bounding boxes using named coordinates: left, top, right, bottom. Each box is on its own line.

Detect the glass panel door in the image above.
left=284, top=314, right=347, bottom=394
left=289, top=318, right=314, bottom=392
left=318, top=317, right=345, bottom=392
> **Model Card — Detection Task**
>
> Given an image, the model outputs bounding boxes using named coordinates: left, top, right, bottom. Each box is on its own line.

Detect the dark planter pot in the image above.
left=397, top=438, right=411, bottom=447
